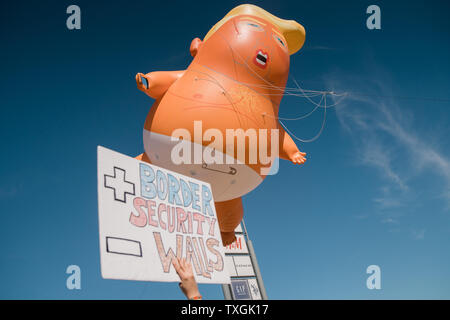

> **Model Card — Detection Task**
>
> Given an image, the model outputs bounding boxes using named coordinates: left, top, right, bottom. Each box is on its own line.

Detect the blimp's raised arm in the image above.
left=136, top=70, right=185, bottom=100
left=279, top=126, right=307, bottom=165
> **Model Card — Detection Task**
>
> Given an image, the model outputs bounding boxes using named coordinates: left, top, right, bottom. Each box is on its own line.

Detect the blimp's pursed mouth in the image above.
left=256, top=52, right=267, bottom=64
left=254, top=50, right=268, bottom=69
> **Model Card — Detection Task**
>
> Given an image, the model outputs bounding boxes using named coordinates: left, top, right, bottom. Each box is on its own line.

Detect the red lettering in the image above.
left=129, top=197, right=147, bottom=227
left=146, top=200, right=158, bottom=227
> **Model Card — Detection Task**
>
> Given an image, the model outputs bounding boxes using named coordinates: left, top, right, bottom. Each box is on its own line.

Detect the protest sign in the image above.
left=97, top=146, right=230, bottom=284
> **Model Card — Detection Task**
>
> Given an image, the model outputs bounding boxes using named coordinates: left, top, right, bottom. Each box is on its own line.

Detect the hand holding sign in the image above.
left=173, top=258, right=202, bottom=300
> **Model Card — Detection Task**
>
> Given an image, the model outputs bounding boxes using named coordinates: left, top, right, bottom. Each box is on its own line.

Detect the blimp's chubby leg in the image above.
left=135, top=153, right=152, bottom=163
left=215, top=197, right=244, bottom=246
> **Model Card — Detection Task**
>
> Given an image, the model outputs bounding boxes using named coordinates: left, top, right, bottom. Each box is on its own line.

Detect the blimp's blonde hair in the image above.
left=203, top=4, right=306, bottom=55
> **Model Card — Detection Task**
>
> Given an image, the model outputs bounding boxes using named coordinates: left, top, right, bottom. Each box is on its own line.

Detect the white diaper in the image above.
left=143, top=130, right=265, bottom=202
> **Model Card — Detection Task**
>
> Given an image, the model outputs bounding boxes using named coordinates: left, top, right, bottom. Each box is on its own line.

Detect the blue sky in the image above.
left=0, top=0, right=449, bottom=299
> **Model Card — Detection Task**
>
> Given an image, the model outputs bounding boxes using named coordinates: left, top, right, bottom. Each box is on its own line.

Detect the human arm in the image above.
left=172, top=258, right=202, bottom=300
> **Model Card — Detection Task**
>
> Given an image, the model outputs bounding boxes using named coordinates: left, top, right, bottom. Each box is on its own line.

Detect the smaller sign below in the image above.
left=231, top=279, right=251, bottom=300
left=247, top=278, right=262, bottom=300
left=233, top=255, right=255, bottom=277
left=224, top=234, right=248, bottom=254
left=225, top=255, right=237, bottom=277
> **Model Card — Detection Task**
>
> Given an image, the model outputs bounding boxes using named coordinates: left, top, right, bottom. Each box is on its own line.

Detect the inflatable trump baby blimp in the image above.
left=135, top=4, right=307, bottom=245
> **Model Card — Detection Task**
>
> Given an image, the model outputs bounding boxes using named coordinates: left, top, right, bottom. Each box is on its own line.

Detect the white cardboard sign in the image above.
left=97, top=146, right=230, bottom=284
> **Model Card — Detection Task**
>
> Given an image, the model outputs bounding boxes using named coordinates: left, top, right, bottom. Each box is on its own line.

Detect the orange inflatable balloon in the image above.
left=135, top=4, right=307, bottom=245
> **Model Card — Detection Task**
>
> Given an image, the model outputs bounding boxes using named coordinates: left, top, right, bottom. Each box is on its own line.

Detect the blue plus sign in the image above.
left=104, top=167, right=135, bottom=203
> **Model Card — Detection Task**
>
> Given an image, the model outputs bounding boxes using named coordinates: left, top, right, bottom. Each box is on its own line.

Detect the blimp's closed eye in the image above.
left=273, top=34, right=286, bottom=47
left=242, top=20, right=264, bottom=32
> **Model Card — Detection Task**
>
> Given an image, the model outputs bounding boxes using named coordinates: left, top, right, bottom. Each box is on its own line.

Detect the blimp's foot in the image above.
left=221, top=231, right=237, bottom=246
left=135, top=152, right=152, bottom=163
left=215, top=197, right=244, bottom=246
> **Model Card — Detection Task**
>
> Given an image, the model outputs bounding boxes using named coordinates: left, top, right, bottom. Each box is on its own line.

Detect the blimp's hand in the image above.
left=136, top=73, right=150, bottom=93
left=290, top=151, right=306, bottom=165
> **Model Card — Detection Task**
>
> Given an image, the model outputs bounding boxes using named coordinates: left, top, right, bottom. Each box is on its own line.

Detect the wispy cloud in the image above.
left=359, top=138, right=408, bottom=192
left=411, top=229, right=426, bottom=240
left=374, top=197, right=404, bottom=210
left=326, top=71, right=450, bottom=225
left=381, top=217, right=398, bottom=224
